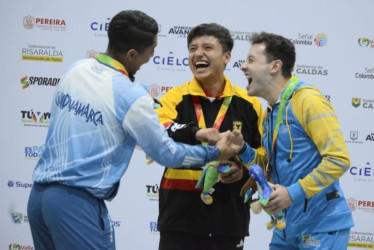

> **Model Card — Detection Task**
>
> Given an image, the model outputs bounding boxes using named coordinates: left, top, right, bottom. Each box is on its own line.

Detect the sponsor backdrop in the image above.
left=1, top=0, right=373, bottom=249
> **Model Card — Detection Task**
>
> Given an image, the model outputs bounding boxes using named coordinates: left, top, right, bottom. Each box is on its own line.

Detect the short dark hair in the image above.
left=187, top=23, right=234, bottom=52
left=250, top=32, right=295, bottom=78
left=107, top=10, right=158, bottom=55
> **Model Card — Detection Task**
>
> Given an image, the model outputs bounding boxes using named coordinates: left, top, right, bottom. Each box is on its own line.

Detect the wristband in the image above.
left=237, top=142, right=247, bottom=155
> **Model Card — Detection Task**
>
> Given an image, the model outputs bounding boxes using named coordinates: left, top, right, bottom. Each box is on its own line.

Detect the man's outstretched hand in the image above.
left=216, top=130, right=244, bottom=161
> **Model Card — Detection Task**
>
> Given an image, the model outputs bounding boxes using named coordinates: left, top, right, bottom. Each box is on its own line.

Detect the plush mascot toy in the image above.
left=240, top=164, right=286, bottom=230
left=195, top=161, right=231, bottom=204
left=195, top=156, right=257, bottom=205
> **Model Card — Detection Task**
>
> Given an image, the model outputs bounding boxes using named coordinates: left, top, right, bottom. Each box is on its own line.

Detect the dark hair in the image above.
left=107, top=10, right=158, bottom=54
left=187, top=23, right=234, bottom=52
left=250, top=32, right=295, bottom=78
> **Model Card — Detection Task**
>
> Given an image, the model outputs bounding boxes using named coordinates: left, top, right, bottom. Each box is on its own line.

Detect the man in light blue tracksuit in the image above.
left=235, top=32, right=354, bottom=249
left=27, top=10, right=240, bottom=250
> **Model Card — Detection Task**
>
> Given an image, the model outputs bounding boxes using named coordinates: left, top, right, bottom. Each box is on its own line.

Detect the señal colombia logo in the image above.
left=23, top=15, right=66, bottom=31
left=290, top=33, right=328, bottom=47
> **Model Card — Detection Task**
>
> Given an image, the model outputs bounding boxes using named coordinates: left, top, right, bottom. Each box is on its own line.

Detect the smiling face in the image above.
left=188, top=35, right=230, bottom=85
left=126, top=36, right=157, bottom=77
left=240, top=43, right=273, bottom=98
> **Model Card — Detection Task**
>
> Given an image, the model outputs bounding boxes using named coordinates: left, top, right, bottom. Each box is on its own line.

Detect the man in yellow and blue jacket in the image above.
left=238, top=31, right=354, bottom=249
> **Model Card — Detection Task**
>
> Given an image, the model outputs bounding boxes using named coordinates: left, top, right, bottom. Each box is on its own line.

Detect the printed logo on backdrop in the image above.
left=314, top=33, right=328, bottom=47
left=157, top=24, right=165, bottom=37
left=349, top=231, right=374, bottom=249
left=358, top=37, right=374, bottom=48
left=150, top=221, right=159, bottom=234
left=90, top=17, right=110, bottom=37
left=86, top=49, right=99, bottom=59
left=22, top=44, right=63, bottom=63
left=111, top=220, right=121, bottom=228
left=152, top=51, right=188, bottom=72
left=146, top=84, right=173, bottom=99
left=7, top=180, right=33, bottom=189
left=349, top=162, right=374, bottom=183
left=347, top=197, right=374, bottom=214
left=146, top=184, right=159, bottom=201
left=355, top=66, right=374, bottom=80
left=366, top=132, right=374, bottom=142
left=323, top=94, right=331, bottom=103
left=230, top=30, right=253, bottom=41
left=290, top=33, right=327, bottom=47
left=11, top=212, right=29, bottom=224
left=347, top=197, right=357, bottom=212
left=9, top=243, right=34, bottom=250
left=345, top=131, right=363, bottom=144
left=167, top=25, right=192, bottom=38
left=229, top=59, right=245, bottom=71
left=295, top=64, right=328, bottom=76
left=21, top=110, right=50, bottom=127
left=351, top=97, right=374, bottom=109
left=23, top=15, right=66, bottom=31
left=21, top=76, right=60, bottom=89
left=25, top=145, right=44, bottom=160
left=352, top=98, right=361, bottom=107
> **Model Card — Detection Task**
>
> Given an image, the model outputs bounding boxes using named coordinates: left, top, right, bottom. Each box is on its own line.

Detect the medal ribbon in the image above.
left=192, top=95, right=232, bottom=145
left=266, top=75, right=299, bottom=178
left=95, top=54, right=129, bottom=77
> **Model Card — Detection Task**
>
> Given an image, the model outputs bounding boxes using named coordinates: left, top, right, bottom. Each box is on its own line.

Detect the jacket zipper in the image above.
left=270, top=106, right=287, bottom=239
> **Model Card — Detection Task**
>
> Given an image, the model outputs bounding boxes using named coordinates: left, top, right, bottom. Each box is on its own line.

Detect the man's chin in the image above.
left=246, top=89, right=256, bottom=97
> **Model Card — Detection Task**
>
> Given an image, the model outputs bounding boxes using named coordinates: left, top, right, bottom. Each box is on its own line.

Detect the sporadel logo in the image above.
left=21, top=76, right=59, bottom=89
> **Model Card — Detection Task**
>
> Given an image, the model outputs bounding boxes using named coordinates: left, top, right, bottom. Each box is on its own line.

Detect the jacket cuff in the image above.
left=190, top=125, right=201, bottom=140
left=238, top=143, right=255, bottom=165
left=287, top=181, right=306, bottom=204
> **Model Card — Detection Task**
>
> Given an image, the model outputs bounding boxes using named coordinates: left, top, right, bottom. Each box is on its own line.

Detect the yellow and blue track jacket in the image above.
left=32, top=55, right=221, bottom=200
left=240, top=76, right=354, bottom=238
left=155, top=75, right=264, bottom=237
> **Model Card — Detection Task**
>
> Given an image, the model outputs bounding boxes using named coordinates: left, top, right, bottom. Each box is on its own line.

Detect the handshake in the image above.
left=195, top=128, right=244, bottom=161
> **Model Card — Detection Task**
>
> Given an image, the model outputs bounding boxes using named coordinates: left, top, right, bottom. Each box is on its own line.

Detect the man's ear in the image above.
left=224, top=51, right=231, bottom=64
left=126, top=49, right=137, bottom=62
left=270, top=59, right=282, bottom=74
